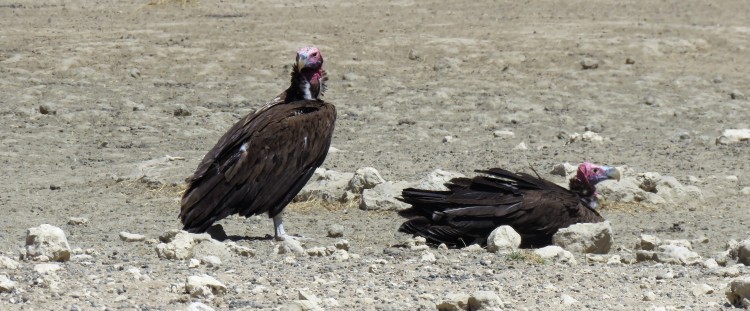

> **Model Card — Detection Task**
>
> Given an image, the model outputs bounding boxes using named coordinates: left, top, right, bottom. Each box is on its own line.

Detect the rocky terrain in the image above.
left=1, top=0, right=750, bottom=310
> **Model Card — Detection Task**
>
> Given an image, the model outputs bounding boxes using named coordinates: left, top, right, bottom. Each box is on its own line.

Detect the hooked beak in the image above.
left=604, top=166, right=621, bottom=181
left=296, top=54, right=308, bottom=71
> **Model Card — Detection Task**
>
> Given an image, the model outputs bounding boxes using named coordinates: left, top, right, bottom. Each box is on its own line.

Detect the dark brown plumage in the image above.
left=180, top=46, right=335, bottom=240
left=398, top=163, right=620, bottom=248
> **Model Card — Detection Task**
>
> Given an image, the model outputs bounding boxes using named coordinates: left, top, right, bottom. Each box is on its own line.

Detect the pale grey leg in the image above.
left=273, top=214, right=287, bottom=241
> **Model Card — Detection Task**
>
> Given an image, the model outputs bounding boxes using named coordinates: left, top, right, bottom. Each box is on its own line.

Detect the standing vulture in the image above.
left=180, top=46, right=336, bottom=240
left=398, top=162, right=620, bottom=248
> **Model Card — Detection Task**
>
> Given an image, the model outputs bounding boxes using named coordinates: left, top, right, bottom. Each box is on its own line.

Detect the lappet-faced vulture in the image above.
left=180, top=46, right=336, bottom=240
left=398, top=162, right=620, bottom=248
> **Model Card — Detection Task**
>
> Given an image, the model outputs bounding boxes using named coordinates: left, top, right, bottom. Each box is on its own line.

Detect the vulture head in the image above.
left=293, top=46, right=326, bottom=99
left=570, top=162, right=620, bottom=208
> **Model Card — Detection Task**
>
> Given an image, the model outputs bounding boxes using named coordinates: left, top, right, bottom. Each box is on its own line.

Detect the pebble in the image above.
left=119, top=231, right=145, bottom=242
left=188, top=258, right=201, bottom=268
left=334, top=240, right=349, bottom=251
left=580, top=58, right=600, bottom=70
left=185, top=275, right=227, bottom=298
left=625, top=57, right=636, bottom=65
left=34, top=263, right=62, bottom=274
left=275, top=238, right=306, bottom=256
left=561, top=294, right=578, bottom=305
left=326, top=224, right=345, bottom=238
left=408, top=49, right=420, bottom=61
left=643, top=291, right=657, bottom=301
left=414, top=169, right=465, bottom=191
left=643, top=95, right=656, bottom=106
left=421, top=251, right=437, bottom=262
left=513, top=142, right=528, bottom=150
left=188, top=302, right=215, bottom=311
left=67, top=217, right=88, bottom=225
left=0, top=256, right=19, bottom=269
left=716, top=129, right=750, bottom=145
left=0, top=275, right=17, bottom=292
left=726, top=276, right=750, bottom=308
left=487, top=225, right=521, bottom=253
left=23, top=224, right=71, bottom=262
left=691, top=283, right=714, bottom=297
left=129, top=68, right=141, bottom=78
left=443, top=135, right=457, bottom=143
left=730, top=89, right=746, bottom=100
left=493, top=130, right=515, bottom=138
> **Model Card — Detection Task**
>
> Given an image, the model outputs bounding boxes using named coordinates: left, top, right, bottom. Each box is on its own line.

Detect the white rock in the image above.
left=334, top=239, right=349, bottom=251
left=550, top=162, right=577, bottom=178
left=493, top=130, right=515, bottom=138
left=0, top=256, right=19, bottom=269
left=463, top=244, right=484, bottom=252
left=295, top=168, right=354, bottom=203
left=443, top=135, right=457, bottom=143
left=188, top=258, right=201, bottom=268
left=326, top=224, right=345, bottom=238
left=486, top=225, right=521, bottom=253
left=201, top=255, right=222, bottom=267
left=275, top=238, right=306, bottom=256
left=553, top=221, right=613, bottom=254
left=740, top=187, right=750, bottom=195
left=534, top=246, right=577, bottom=265
left=155, top=231, right=196, bottom=260
left=561, top=294, right=578, bottom=305
left=703, top=258, right=719, bottom=269
left=331, top=249, right=350, bottom=261
left=643, top=291, right=657, bottom=301
left=67, top=217, right=88, bottom=225
left=306, top=247, right=329, bottom=257
left=33, top=263, right=62, bottom=274
left=225, top=241, right=255, bottom=257
left=285, top=300, right=323, bottom=311
left=637, top=245, right=701, bottom=265
left=716, top=129, right=750, bottom=145
left=639, top=235, right=662, bottom=251
left=415, top=169, right=466, bottom=191
left=360, top=181, right=411, bottom=211
left=636, top=172, right=662, bottom=192
left=298, top=288, right=321, bottom=304
left=119, top=231, right=145, bottom=242
left=437, top=293, right=470, bottom=311
left=513, top=142, right=528, bottom=150
left=192, top=239, right=232, bottom=260
left=24, top=224, right=71, bottom=262
left=468, top=291, right=503, bottom=309
left=726, top=276, right=750, bottom=308
left=737, top=239, right=750, bottom=266
left=188, top=302, right=215, bottom=311
left=346, top=167, right=385, bottom=194
left=185, top=275, right=226, bottom=298
left=568, top=131, right=603, bottom=143
left=692, top=283, right=714, bottom=297
left=421, top=251, right=437, bottom=262
left=0, top=275, right=16, bottom=293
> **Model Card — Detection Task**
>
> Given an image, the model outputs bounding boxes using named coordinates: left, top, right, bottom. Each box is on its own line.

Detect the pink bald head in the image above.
left=296, top=46, right=323, bottom=71
left=576, top=162, right=621, bottom=190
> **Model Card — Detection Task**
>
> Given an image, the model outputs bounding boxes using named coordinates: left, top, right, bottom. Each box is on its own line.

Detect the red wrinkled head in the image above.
left=296, top=46, right=323, bottom=71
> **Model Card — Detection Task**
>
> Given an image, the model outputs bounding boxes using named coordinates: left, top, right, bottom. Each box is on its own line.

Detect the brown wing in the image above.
left=399, top=168, right=604, bottom=247
left=180, top=100, right=336, bottom=233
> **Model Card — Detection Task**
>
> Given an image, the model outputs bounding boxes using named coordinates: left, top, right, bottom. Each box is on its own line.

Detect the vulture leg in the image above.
left=273, top=214, right=287, bottom=241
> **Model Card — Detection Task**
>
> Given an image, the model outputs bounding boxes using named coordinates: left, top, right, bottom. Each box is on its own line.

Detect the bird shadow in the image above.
left=222, top=234, right=274, bottom=242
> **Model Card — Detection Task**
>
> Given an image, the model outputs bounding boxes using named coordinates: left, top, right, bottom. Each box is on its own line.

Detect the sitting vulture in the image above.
left=398, top=162, right=620, bottom=248
left=180, top=46, right=336, bottom=240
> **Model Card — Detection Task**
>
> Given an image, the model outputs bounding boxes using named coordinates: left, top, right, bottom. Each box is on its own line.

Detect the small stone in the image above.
left=561, top=294, right=578, bottom=305
left=414, top=169, right=465, bottom=191
left=437, top=293, right=470, bottom=311
left=468, top=291, right=503, bottom=309
left=638, top=234, right=662, bottom=251
left=347, top=167, right=385, bottom=194
left=703, top=258, right=719, bottom=269
left=692, top=283, right=714, bottom=297
left=716, top=129, right=750, bottom=145
left=463, top=244, right=484, bottom=252
left=486, top=225, right=521, bottom=253
left=493, top=130, right=515, bottom=138
left=275, top=238, right=306, bottom=256
left=408, top=49, right=420, bottom=61
left=713, top=75, right=723, bottom=83
left=331, top=249, right=350, bottom=261
left=513, top=142, right=528, bottom=150
left=581, top=58, right=599, bottom=70
left=726, top=276, right=750, bottom=308
left=553, top=221, right=613, bottom=254
left=625, top=58, right=636, bottom=65
left=550, top=162, right=577, bottom=177
left=325, top=224, right=345, bottom=238
left=173, top=107, right=192, bottom=117
left=306, top=247, right=328, bottom=257
left=360, top=181, right=411, bottom=211
left=643, top=291, right=657, bottom=301
left=188, top=258, right=200, bottom=268
left=730, top=90, right=746, bottom=100
left=443, top=135, right=457, bottom=143
left=298, top=289, right=321, bottom=304
left=67, top=217, right=88, bottom=225
left=199, top=255, right=221, bottom=267
left=341, top=72, right=362, bottom=81
left=23, top=224, right=71, bottom=262
left=285, top=300, right=322, bottom=311
left=225, top=241, right=255, bottom=257
left=0, top=275, right=16, bottom=293
left=643, top=95, right=656, bottom=106
left=0, top=256, right=19, bottom=269
left=119, top=231, right=145, bottom=242
left=738, top=239, right=750, bottom=266
left=185, top=275, right=226, bottom=298
left=534, top=246, right=577, bottom=265
left=39, top=104, right=54, bottom=115
left=155, top=231, right=196, bottom=260
left=713, top=265, right=742, bottom=277
left=741, top=187, right=750, bottom=195
left=334, top=239, right=349, bottom=251
left=33, top=263, right=61, bottom=274
left=421, top=251, right=436, bottom=262
left=188, top=302, right=215, bottom=311
left=129, top=68, right=141, bottom=78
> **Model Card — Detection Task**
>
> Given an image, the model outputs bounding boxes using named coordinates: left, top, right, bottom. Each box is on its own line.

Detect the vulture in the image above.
left=398, top=162, right=620, bottom=248
left=180, top=46, right=336, bottom=240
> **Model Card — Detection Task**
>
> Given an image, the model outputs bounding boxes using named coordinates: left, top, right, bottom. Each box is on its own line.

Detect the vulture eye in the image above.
left=310, top=52, right=318, bottom=57
left=593, top=168, right=599, bottom=173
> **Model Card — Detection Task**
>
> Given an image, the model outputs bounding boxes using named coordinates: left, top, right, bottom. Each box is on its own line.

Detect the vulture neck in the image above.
left=287, top=66, right=326, bottom=102
left=568, top=177, right=598, bottom=209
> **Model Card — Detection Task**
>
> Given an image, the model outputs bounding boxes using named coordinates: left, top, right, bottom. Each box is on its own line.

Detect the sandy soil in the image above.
left=1, top=0, right=749, bottom=310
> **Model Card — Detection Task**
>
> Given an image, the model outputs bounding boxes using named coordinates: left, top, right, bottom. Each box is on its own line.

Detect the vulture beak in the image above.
left=604, top=166, right=621, bottom=181
left=296, top=54, right=308, bottom=71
